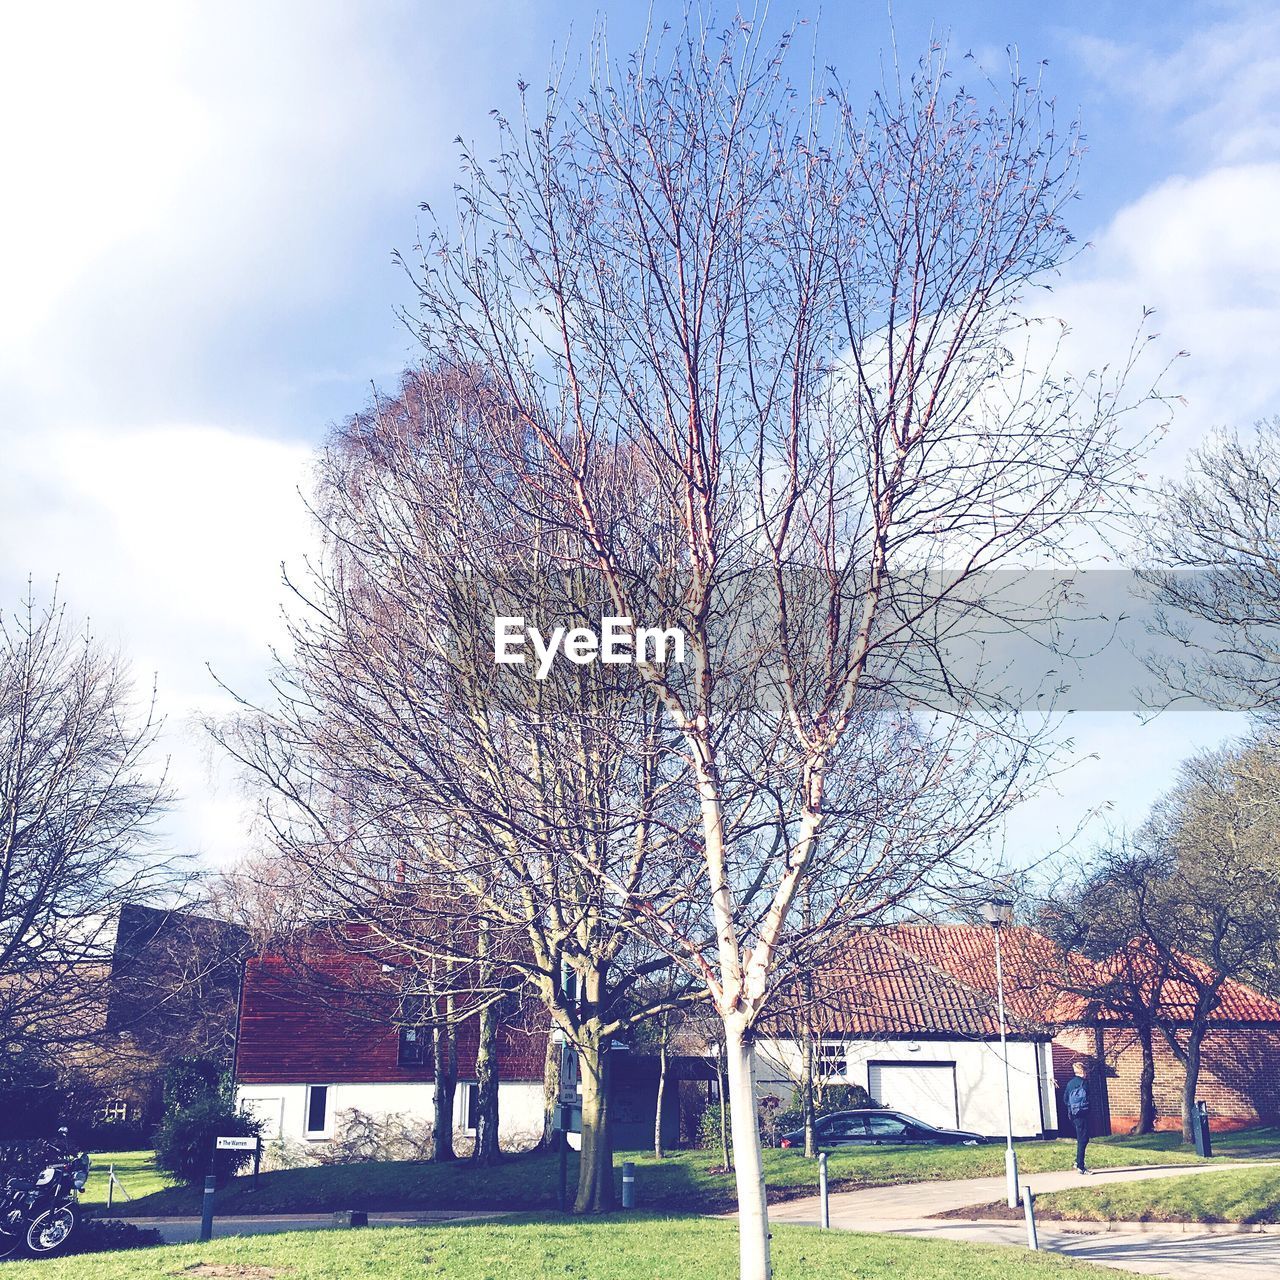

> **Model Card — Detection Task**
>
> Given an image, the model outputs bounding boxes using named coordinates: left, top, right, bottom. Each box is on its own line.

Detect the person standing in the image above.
left=1064, top=1060, right=1093, bottom=1173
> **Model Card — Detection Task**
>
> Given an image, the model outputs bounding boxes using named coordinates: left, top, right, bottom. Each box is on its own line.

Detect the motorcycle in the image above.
left=0, top=1138, right=89, bottom=1260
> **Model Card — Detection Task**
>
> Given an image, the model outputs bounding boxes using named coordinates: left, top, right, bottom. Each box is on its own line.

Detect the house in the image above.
left=1050, top=943, right=1280, bottom=1134
left=233, top=919, right=1280, bottom=1151
left=64, top=903, right=248, bottom=1135
left=233, top=930, right=549, bottom=1150
left=753, top=925, right=1062, bottom=1137
left=754, top=923, right=1280, bottom=1139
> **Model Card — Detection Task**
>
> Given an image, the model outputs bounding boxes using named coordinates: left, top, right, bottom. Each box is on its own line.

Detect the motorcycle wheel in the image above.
left=0, top=1231, right=19, bottom=1261
left=25, top=1205, right=76, bottom=1254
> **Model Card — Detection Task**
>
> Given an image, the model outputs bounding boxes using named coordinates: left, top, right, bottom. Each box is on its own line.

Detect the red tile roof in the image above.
left=791, top=925, right=1280, bottom=1039
left=1061, top=936, right=1280, bottom=1025
left=775, top=927, right=1052, bottom=1040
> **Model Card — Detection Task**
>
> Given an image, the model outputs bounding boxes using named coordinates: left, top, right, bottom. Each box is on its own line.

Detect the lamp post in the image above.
left=981, top=898, right=1019, bottom=1208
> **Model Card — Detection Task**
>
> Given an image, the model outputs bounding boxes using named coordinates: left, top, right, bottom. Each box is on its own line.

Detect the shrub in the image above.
left=818, top=1083, right=876, bottom=1112
left=696, top=1103, right=730, bottom=1153
left=82, top=1117, right=152, bottom=1151
left=162, top=1057, right=225, bottom=1113
left=66, top=1215, right=161, bottom=1256
left=154, top=1097, right=261, bottom=1186
left=316, top=1108, right=434, bottom=1164
left=260, top=1136, right=313, bottom=1172
left=694, top=1083, right=882, bottom=1150
left=766, top=1084, right=880, bottom=1145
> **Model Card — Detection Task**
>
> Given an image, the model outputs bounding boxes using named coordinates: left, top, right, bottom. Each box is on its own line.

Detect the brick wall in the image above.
left=1053, top=1025, right=1280, bottom=1133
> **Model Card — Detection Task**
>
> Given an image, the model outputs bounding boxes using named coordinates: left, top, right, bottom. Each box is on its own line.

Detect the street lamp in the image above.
left=981, top=898, right=1019, bottom=1209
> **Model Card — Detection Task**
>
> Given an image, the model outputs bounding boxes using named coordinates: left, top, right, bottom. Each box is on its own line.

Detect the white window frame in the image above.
left=456, top=1081, right=479, bottom=1135
left=304, top=1084, right=334, bottom=1139
left=816, top=1042, right=849, bottom=1081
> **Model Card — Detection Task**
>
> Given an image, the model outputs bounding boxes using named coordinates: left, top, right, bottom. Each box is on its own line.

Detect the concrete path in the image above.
left=769, top=1159, right=1274, bottom=1223
left=118, top=1209, right=508, bottom=1245
left=767, top=1161, right=1280, bottom=1278
left=832, top=1217, right=1280, bottom=1280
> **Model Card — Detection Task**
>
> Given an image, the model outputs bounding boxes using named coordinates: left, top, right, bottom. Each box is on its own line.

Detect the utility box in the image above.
left=1193, top=1100, right=1213, bottom=1158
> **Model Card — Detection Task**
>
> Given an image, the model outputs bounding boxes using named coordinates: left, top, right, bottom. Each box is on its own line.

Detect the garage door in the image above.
left=867, top=1063, right=958, bottom=1130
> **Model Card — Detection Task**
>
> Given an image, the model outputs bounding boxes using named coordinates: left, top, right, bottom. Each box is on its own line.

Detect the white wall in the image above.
left=237, top=1080, right=545, bottom=1149
left=753, top=1037, right=1055, bottom=1138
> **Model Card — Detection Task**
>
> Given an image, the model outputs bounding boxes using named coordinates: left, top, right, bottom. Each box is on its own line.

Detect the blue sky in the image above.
left=2, top=0, right=1278, bottom=867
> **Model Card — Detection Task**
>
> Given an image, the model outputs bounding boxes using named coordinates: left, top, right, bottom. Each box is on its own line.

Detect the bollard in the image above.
left=818, top=1151, right=829, bottom=1229
left=199, top=1175, right=216, bottom=1243
left=107, top=1164, right=114, bottom=1211
left=1022, top=1184, right=1038, bottom=1251
left=621, top=1161, right=636, bottom=1209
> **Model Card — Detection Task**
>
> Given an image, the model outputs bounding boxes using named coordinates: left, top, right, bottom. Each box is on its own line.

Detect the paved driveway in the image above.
left=767, top=1161, right=1280, bottom=1279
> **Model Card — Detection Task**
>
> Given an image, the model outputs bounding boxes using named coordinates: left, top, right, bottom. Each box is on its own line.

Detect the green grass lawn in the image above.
left=80, top=1151, right=174, bottom=1208
left=100, top=1131, right=1228, bottom=1219
left=1033, top=1164, right=1280, bottom=1225
left=4, top=1215, right=1118, bottom=1279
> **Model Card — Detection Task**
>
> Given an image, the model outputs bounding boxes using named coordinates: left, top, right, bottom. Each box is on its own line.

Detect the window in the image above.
left=816, top=1043, right=848, bottom=1080
left=866, top=1113, right=907, bottom=1140
left=821, top=1114, right=866, bottom=1139
left=305, top=1085, right=330, bottom=1137
left=398, top=994, right=429, bottom=1066
left=398, top=1025, right=427, bottom=1066
left=458, top=1083, right=479, bottom=1134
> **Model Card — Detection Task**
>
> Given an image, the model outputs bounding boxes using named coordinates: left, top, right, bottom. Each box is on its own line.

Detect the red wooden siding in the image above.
left=235, top=940, right=547, bottom=1085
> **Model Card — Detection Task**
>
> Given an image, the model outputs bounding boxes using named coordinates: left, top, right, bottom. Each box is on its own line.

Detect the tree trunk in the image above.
left=724, top=1019, right=771, bottom=1280
left=542, top=1032, right=562, bottom=1149
left=432, top=1021, right=457, bottom=1162
left=1136, top=1024, right=1156, bottom=1135
left=573, top=1025, right=615, bottom=1213
left=471, top=999, right=501, bottom=1166
left=1181, top=1025, right=1205, bottom=1145
left=654, top=1012, right=669, bottom=1159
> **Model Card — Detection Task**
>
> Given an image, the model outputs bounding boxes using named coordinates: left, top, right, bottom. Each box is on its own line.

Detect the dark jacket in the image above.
left=1064, top=1076, right=1090, bottom=1118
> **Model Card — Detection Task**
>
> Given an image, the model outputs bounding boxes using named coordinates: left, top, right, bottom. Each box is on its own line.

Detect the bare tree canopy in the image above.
left=0, top=588, right=176, bottom=1058
left=214, top=364, right=709, bottom=1204
left=400, top=16, right=1164, bottom=1276
left=1047, top=739, right=1280, bottom=1142
left=1137, top=418, right=1280, bottom=723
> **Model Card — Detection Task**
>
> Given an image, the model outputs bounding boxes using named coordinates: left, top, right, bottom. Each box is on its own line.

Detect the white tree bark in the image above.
left=724, top=1019, right=770, bottom=1280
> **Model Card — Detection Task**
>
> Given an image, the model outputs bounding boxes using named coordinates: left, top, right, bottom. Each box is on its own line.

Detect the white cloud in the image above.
left=995, top=10, right=1280, bottom=859
left=0, top=0, right=542, bottom=866
left=1071, top=7, right=1280, bottom=166
left=0, top=423, right=314, bottom=864
left=1045, top=163, right=1280, bottom=469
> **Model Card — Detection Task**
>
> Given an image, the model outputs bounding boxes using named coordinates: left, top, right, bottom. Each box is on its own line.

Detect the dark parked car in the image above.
left=778, top=1109, right=986, bottom=1148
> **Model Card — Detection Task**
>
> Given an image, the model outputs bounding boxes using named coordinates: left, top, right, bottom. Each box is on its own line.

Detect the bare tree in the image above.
left=403, top=16, right=1163, bottom=1275
left=1137, top=419, right=1280, bottom=724
left=1139, top=738, right=1280, bottom=1140
left=0, top=588, right=175, bottom=1061
left=215, top=365, right=704, bottom=1208
left=1041, top=842, right=1179, bottom=1135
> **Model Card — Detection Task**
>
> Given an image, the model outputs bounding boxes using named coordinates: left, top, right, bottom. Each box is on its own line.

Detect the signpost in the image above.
left=216, top=1135, right=263, bottom=1192
left=555, top=1037, right=579, bottom=1213
left=202, top=1134, right=264, bottom=1239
